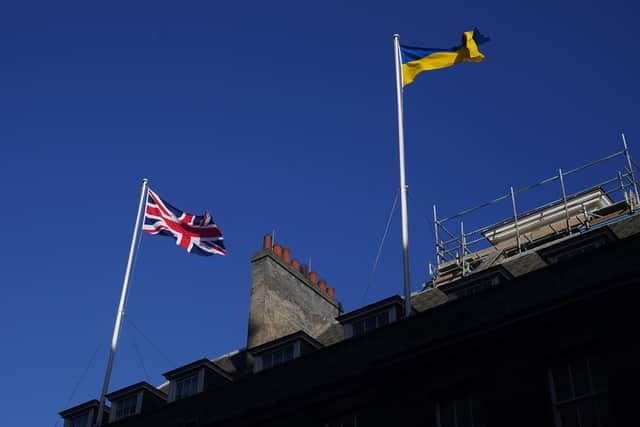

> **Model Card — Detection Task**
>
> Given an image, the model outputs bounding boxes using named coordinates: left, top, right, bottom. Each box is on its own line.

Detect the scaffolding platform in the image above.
left=430, top=137, right=640, bottom=287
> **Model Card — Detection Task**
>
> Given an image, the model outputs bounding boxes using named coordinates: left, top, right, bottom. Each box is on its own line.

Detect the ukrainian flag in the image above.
left=400, top=28, right=489, bottom=86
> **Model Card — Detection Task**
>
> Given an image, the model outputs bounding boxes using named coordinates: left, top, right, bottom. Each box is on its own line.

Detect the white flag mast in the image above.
left=393, top=34, right=412, bottom=317
left=96, top=178, right=149, bottom=426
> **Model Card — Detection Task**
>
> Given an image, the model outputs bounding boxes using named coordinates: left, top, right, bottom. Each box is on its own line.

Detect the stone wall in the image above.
left=247, top=250, right=342, bottom=349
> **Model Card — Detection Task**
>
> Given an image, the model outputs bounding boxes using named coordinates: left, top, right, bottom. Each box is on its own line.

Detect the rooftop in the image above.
left=60, top=141, right=640, bottom=426
left=429, top=142, right=640, bottom=287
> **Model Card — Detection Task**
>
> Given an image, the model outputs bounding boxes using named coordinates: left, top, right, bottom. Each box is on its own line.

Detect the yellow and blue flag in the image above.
left=400, top=28, right=489, bottom=86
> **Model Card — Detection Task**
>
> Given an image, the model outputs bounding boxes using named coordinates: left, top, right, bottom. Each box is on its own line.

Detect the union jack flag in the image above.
left=143, top=188, right=227, bottom=256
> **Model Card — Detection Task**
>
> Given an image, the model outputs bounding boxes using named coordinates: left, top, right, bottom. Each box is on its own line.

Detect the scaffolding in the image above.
left=430, top=135, right=640, bottom=286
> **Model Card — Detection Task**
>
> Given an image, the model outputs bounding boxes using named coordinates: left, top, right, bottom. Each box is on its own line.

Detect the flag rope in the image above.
left=54, top=341, right=103, bottom=427
left=362, top=189, right=399, bottom=304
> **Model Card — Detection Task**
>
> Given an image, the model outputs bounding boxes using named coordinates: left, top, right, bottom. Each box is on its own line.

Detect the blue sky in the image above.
left=1, top=1, right=639, bottom=425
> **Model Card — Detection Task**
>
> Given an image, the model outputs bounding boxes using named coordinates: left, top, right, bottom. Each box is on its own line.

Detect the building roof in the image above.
left=58, top=399, right=107, bottom=418
left=105, top=381, right=167, bottom=402
left=104, top=219, right=640, bottom=425
left=248, top=330, right=322, bottom=354
left=162, top=358, right=233, bottom=382
left=336, top=295, right=404, bottom=323
left=410, top=287, right=448, bottom=312
left=61, top=204, right=640, bottom=425
left=153, top=212, right=640, bottom=392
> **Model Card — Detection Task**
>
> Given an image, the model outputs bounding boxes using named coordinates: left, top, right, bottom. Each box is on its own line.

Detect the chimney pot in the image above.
left=327, top=287, right=335, bottom=297
left=300, top=264, right=309, bottom=276
left=318, top=279, right=327, bottom=291
left=263, top=234, right=273, bottom=250
left=309, top=271, right=318, bottom=284
left=273, top=244, right=282, bottom=257
left=282, top=247, right=291, bottom=263
left=292, top=258, right=299, bottom=270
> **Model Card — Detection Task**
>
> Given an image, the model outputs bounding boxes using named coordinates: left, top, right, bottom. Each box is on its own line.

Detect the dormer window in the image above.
left=351, top=311, right=389, bottom=337
left=59, top=400, right=109, bottom=427
left=261, top=343, right=295, bottom=370
left=105, top=381, right=167, bottom=423
left=163, top=359, right=233, bottom=403
left=114, top=394, right=138, bottom=420
left=69, top=413, right=90, bottom=427
left=337, top=295, right=405, bottom=339
left=250, top=331, right=322, bottom=373
left=175, top=373, right=200, bottom=400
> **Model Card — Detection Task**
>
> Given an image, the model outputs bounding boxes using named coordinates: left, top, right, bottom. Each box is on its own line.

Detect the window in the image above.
left=548, top=353, right=611, bottom=427
left=69, top=413, right=90, bottom=427
left=115, top=395, right=138, bottom=420
left=352, top=312, right=388, bottom=337
left=436, top=393, right=484, bottom=427
left=262, top=344, right=295, bottom=369
left=175, top=374, right=199, bottom=400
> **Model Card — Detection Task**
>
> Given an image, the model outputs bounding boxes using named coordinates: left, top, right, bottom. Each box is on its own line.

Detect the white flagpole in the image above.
left=96, top=178, right=149, bottom=426
left=393, top=34, right=412, bottom=317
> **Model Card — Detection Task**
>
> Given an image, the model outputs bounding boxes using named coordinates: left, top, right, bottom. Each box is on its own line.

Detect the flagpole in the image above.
left=393, top=34, right=412, bottom=317
left=96, top=178, right=149, bottom=426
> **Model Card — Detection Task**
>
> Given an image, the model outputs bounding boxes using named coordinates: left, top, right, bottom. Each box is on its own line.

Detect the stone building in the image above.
left=60, top=165, right=640, bottom=427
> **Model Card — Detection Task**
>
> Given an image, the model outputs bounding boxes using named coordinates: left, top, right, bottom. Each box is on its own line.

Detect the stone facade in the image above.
left=246, top=250, right=342, bottom=349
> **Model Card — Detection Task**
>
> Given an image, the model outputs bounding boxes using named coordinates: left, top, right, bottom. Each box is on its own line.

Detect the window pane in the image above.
left=595, top=396, right=612, bottom=427
left=283, top=345, right=294, bottom=362
left=263, top=355, right=273, bottom=369
left=124, top=395, right=137, bottom=416
left=353, top=321, right=364, bottom=337
left=378, top=312, right=388, bottom=327
left=577, top=399, right=597, bottom=427
left=364, top=317, right=377, bottom=332
left=273, top=349, right=283, bottom=366
left=176, top=381, right=184, bottom=397
left=176, top=374, right=198, bottom=399
left=558, top=405, right=579, bottom=427
left=70, top=413, right=89, bottom=427
left=552, top=364, right=573, bottom=401
left=571, top=358, right=591, bottom=397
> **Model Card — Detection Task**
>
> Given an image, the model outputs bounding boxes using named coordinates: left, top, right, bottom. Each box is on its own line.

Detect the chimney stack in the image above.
left=247, top=234, right=342, bottom=348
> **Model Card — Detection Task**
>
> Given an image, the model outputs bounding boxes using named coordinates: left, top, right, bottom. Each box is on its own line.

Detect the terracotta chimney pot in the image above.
left=273, top=244, right=282, bottom=257
left=327, top=287, right=335, bottom=297
left=318, top=279, right=327, bottom=291
left=309, top=271, right=318, bottom=284
left=300, top=264, right=309, bottom=276
left=262, top=234, right=273, bottom=250
left=292, top=259, right=299, bottom=270
left=282, top=247, right=291, bottom=263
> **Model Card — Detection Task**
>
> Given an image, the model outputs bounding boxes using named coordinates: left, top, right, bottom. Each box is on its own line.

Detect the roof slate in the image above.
left=410, top=287, right=448, bottom=312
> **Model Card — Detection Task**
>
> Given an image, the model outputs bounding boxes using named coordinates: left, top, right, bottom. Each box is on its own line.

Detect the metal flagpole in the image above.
left=393, top=34, right=412, bottom=317
left=96, top=178, right=149, bottom=426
